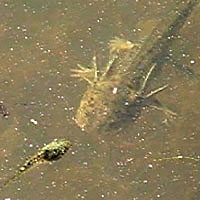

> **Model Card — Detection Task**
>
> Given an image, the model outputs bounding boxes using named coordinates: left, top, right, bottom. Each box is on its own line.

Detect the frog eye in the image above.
left=26, top=161, right=32, bottom=166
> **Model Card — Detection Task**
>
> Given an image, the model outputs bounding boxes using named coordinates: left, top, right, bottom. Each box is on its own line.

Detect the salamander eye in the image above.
left=88, top=97, right=94, bottom=105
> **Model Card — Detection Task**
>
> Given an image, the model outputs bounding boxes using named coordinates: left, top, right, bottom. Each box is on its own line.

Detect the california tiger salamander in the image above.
left=72, top=0, right=199, bottom=133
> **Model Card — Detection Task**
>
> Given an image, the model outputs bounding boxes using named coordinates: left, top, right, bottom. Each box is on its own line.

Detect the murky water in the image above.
left=0, top=0, right=200, bottom=199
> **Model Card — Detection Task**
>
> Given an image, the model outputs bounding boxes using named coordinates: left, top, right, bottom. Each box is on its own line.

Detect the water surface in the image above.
left=0, top=0, right=200, bottom=199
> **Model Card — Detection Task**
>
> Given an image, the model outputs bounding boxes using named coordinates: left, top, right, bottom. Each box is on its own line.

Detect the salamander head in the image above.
left=74, top=84, right=112, bottom=132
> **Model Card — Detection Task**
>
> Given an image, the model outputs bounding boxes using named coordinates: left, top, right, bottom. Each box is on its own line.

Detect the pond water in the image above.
left=0, top=0, right=200, bottom=200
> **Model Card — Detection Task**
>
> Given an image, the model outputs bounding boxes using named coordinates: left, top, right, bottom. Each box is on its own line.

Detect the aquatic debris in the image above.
left=0, top=102, right=9, bottom=118
left=154, top=155, right=200, bottom=162
left=1, top=139, right=72, bottom=189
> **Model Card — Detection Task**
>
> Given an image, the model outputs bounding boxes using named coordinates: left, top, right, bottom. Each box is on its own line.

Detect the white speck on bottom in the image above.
left=190, top=60, right=195, bottom=64
left=30, top=118, right=38, bottom=125
left=112, top=87, right=118, bottom=94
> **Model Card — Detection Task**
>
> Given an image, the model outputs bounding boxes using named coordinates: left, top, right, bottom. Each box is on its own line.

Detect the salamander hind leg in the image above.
left=136, top=63, right=177, bottom=118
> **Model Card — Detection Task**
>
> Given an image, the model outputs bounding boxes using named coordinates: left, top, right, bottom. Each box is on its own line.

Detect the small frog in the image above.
left=1, top=139, right=72, bottom=189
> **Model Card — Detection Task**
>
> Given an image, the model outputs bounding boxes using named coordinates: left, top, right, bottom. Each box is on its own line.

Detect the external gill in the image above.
left=71, top=56, right=97, bottom=85
left=71, top=37, right=141, bottom=85
left=71, top=53, right=117, bottom=85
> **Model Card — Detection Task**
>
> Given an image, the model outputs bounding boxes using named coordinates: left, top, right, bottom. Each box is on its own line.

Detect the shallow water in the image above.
left=0, top=0, right=200, bottom=199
